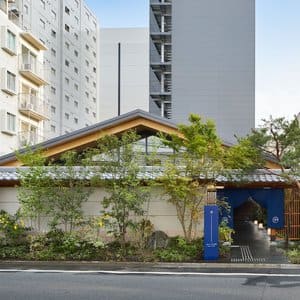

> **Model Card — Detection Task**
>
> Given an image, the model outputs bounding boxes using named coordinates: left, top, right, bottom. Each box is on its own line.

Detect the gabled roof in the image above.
left=0, top=110, right=182, bottom=167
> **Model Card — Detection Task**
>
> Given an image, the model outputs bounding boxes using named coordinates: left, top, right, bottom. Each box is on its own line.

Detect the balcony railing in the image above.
left=18, top=130, right=44, bottom=147
left=19, top=93, right=48, bottom=121
left=19, top=55, right=48, bottom=86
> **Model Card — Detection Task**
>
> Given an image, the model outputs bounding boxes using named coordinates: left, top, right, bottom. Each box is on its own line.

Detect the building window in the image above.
left=74, top=117, right=78, bottom=124
left=93, top=36, right=96, bottom=43
left=24, top=4, right=29, bottom=14
left=93, top=112, right=96, bottom=118
left=40, top=0, right=45, bottom=9
left=85, top=28, right=89, bottom=35
left=74, top=100, right=78, bottom=107
left=85, top=107, right=89, bottom=114
left=93, top=51, right=96, bottom=58
left=51, top=10, right=56, bottom=20
left=6, top=30, right=16, bottom=53
left=74, top=33, right=78, bottom=40
left=65, top=41, right=70, bottom=49
left=74, top=67, right=78, bottom=74
left=93, top=97, right=96, bottom=103
left=65, top=77, right=69, bottom=84
left=6, top=71, right=16, bottom=92
left=40, top=19, right=45, bottom=29
left=74, top=50, right=78, bottom=57
left=93, top=21, right=97, bottom=29
left=75, top=0, right=79, bottom=8
left=93, top=67, right=96, bottom=73
left=50, top=125, right=56, bottom=132
left=6, top=112, right=16, bottom=132
left=85, top=91, right=89, bottom=98
left=86, top=12, right=90, bottom=20
left=85, top=59, right=89, bottom=67
left=65, top=24, right=70, bottom=32
left=74, top=83, right=78, bottom=91
left=51, top=30, right=56, bottom=38
left=51, top=86, right=56, bottom=94
left=93, top=81, right=96, bottom=88
left=65, top=6, right=70, bottom=15
left=65, top=95, right=70, bottom=102
left=75, top=16, right=79, bottom=25
left=85, top=44, right=89, bottom=51
left=65, top=113, right=69, bottom=120
left=51, top=48, right=56, bottom=57
left=51, top=67, right=56, bottom=76
left=65, top=60, right=69, bottom=67
left=85, top=76, right=89, bottom=83
left=51, top=106, right=56, bottom=114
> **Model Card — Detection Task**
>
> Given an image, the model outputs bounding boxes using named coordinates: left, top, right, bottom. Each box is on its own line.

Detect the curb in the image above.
left=0, top=261, right=299, bottom=271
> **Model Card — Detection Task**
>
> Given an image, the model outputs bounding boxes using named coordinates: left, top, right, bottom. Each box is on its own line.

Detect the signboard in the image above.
left=204, top=205, right=219, bottom=260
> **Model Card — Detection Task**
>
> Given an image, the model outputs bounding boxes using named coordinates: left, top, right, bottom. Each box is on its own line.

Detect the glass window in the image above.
left=51, top=10, right=56, bottom=20
left=65, top=6, right=70, bottom=15
left=7, top=30, right=16, bottom=52
left=6, top=71, right=16, bottom=92
left=7, top=113, right=16, bottom=132
left=51, top=125, right=56, bottom=132
left=40, top=19, right=45, bottom=29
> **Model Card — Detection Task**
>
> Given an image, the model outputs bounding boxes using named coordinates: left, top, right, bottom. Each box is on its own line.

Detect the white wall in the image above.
left=99, top=28, right=149, bottom=121
left=0, top=185, right=204, bottom=238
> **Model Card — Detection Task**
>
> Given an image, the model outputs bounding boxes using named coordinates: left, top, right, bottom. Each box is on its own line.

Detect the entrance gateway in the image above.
left=217, top=188, right=285, bottom=230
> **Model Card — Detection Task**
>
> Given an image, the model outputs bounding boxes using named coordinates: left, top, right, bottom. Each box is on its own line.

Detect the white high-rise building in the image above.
left=20, top=0, right=100, bottom=138
left=0, top=0, right=48, bottom=155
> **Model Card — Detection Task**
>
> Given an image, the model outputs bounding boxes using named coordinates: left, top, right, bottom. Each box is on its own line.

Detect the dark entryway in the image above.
left=217, top=188, right=287, bottom=263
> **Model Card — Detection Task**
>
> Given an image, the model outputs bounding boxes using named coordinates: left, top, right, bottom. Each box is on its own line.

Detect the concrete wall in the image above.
left=0, top=185, right=203, bottom=238
left=172, top=0, right=255, bottom=142
left=99, top=28, right=149, bottom=121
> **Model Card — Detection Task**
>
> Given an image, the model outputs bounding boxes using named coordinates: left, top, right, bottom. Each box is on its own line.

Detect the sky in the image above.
left=86, top=0, right=300, bottom=125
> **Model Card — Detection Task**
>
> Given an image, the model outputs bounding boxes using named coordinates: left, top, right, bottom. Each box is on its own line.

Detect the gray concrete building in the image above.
left=150, top=0, right=255, bottom=142
left=18, top=0, right=99, bottom=138
left=99, top=28, right=149, bottom=121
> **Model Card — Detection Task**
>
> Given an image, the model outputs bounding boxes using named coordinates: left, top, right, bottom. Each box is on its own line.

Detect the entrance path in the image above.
left=230, top=221, right=288, bottom=264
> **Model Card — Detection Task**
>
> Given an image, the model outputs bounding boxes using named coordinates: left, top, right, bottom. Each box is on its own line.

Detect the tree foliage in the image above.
left=17, top=149, right=92, bottom=232
left=86, top=131, right=150, bottom=246
left=159, top=114, right=260, bottom=241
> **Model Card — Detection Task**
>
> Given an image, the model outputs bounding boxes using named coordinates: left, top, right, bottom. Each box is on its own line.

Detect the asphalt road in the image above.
left=0, top=271, right=300, bottom=300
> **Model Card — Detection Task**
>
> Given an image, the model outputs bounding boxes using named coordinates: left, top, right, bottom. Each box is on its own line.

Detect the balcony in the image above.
left=18, top=130, right=44, bottom=147
left=19, top=93, right=48, bottom=121
left=19, top=55, right=48, bottom=86
left=20, top=29, right=47, bottom=51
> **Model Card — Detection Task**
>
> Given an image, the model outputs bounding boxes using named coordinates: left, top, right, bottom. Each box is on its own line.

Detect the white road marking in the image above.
left=0, top=269, right=299, bottom=277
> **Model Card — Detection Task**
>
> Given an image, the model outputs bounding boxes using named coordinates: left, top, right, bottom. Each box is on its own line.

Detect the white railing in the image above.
left=19, top=93, right=48, bottom=117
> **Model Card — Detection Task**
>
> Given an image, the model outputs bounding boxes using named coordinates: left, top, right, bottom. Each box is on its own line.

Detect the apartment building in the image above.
left=0, top=0, right=48, bottom=155
left=99, top=28, right=149, bottom=121
left=150, top=0, right=255, bottom=142
left=19, top=0, right=99, bottom=138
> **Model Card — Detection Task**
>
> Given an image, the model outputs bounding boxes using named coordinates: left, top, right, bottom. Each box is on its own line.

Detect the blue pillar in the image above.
left=204, top=205, right=219, bottom=260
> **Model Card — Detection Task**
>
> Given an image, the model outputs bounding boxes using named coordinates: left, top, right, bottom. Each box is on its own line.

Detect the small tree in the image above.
left=17, top=149, right=92, bottom=232
left=160, top=114, right=260, bottom=241
left=87, top=131, right=150, bottom=246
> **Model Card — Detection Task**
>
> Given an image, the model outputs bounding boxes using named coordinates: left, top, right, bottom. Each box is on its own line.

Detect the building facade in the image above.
left=0, top=0, right=48, bottom=155
left=19, top=0, right=99, bottom=138
left=99, top=28, right=149, bottom=121
left=150, top=0, right=255, bottom=142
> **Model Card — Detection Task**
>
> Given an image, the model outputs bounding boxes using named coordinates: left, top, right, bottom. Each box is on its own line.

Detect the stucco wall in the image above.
left=0, top=185, right=204, bottom=237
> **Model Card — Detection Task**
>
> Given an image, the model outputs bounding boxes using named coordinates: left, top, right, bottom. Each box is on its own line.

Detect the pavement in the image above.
left=230, top=221, right=288, bottom=264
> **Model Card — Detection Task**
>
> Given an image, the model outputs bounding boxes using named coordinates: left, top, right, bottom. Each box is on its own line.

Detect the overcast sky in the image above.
left=86, top=0, right=300, bottom=125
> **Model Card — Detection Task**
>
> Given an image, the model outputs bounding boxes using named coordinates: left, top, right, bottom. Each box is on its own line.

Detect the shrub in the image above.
left=287, top=248, right=300, bottom=264
left=154, top=237, right=203, bottom=262
left=0, top=210, right=30, bottom=246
